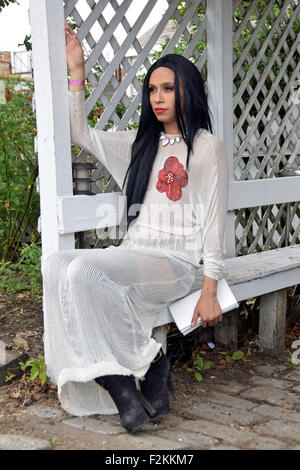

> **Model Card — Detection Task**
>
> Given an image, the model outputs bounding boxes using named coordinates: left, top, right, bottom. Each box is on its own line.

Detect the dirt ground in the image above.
left=0, top=290, right=299, bottom=450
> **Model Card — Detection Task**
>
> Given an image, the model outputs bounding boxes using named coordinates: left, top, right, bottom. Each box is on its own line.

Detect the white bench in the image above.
left=153, top=244, right=300, bottom=358
left=29, top=0, right=300, bottom=363
left=56, top=194, right=300, bottom=358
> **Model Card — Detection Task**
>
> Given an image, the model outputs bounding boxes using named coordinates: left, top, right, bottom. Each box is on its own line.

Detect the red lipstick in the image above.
left=155, top=108, right=166, bottom=114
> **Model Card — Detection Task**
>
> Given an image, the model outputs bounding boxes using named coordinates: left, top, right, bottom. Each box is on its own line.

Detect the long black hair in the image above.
left=121, top=53, right=213, bottom=230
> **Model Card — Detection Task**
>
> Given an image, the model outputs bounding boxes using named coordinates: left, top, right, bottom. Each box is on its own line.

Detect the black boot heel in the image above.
left=140, top=348, right=174, bottom=420
left=136, top=390, right=157, bottom=417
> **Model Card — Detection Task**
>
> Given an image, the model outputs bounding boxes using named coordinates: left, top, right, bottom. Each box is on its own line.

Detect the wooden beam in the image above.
left=154, top=265, right=299, bottom=328
left=57, top=193, right=126, bottom=234
left=29, top=0, right=74, bottom=263
left=228, top=176, right=300, bottom=210
left=204, top=244, right=300, bottom=286
left=154, top=245, right=300, bottom=328
left=228, top=266, right=300, bottom=302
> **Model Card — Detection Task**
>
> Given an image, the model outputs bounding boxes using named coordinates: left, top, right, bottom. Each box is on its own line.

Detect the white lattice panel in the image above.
left=63, top=0, right=300, bottom=254
left=64, top=0, right=208, bottom=247
left=232, top=0, right=300, bottom=254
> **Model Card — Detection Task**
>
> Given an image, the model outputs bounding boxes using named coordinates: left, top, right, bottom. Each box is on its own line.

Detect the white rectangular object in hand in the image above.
left=168, top=278, right=239, bottom=335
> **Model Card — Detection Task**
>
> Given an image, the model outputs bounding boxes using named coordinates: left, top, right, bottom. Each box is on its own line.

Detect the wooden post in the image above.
left=259, top=289, right=287, bottom=357
left=207, top=0, right=235, bottom=258
left=207, top=0, right=237, bottom=346
left=29, top=0, right=74, bottom=264
left=214, top=308, right=238, bottom=348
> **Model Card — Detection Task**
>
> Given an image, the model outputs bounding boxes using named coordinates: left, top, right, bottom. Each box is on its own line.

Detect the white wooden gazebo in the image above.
left=29, top=0, right=300, bottom=356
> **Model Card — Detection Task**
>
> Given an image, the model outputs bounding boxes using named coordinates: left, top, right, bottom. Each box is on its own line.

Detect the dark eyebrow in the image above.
left=148, top=82, right=175, bottom=87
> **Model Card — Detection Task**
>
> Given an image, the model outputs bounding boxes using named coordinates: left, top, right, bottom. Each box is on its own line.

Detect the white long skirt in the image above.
left=41, top=244, right=197, bottom=417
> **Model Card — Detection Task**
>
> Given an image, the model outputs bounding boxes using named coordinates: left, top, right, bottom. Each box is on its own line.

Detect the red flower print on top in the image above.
left=156, top=156, right=188, bottom=201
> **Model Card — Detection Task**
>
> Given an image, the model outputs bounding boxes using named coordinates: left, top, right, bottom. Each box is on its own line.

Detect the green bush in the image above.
left=0, top=75, right=40, bottom=262
left=0, top=242, right=42, bottom=301
left=19, top=355, right=47, bottom=386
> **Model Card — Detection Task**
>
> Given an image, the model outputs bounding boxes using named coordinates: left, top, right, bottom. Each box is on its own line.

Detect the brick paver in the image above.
left=0, top=434, right=51, bottom=450
left=1, top=361, right=299, bottom=450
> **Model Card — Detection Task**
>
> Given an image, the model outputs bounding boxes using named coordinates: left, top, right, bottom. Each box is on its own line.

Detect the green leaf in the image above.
left=204, top=361, right=212, bottom=370
left=39, top=372, right=47, bottom=385
left=19, top=358, right=34, bottom=370
left=30, top=367, right=39, bottom=381
left=186, top=368, right=193, bottom=373
left=5, top=374, right=16, bottom=382
left=195, top=356, right=204, bottom=369
left=194, top=372, right=203, bottom=382
left=232, top=351, right=244, bottom=360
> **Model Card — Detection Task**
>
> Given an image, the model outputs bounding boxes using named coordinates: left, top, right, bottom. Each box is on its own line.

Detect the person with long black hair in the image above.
left=41, top=22, right=229, bottom=434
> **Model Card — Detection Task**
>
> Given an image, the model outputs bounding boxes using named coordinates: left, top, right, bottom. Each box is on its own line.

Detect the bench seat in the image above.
left=153, top=244, right=300, bottom=357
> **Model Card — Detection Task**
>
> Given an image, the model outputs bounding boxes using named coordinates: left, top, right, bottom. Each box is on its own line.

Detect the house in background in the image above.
left=0, top=51, right=12, bottom=75
left=0, top=50, right=32, bottom=103
left=0, top=50, right=31, bottom=76
left=0, top=52, right=12, bottom=103
left=11, top=50, right=32, bottom=77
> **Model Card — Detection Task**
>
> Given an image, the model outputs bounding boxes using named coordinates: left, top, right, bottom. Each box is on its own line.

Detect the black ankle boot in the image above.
left=94, top=374, right=156, bottom=433
left=139, top=348, right=177, bottom=420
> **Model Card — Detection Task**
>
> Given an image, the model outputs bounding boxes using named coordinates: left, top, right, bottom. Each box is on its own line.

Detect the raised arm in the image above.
left=64, top=21, right=136, bottom=190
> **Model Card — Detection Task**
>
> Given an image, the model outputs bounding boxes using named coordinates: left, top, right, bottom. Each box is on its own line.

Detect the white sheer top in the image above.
left=68, top=90, right=229, bottom=280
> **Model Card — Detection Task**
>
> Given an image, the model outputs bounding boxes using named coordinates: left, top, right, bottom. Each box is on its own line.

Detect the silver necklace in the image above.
left=159, top=131, right=183, bottom=146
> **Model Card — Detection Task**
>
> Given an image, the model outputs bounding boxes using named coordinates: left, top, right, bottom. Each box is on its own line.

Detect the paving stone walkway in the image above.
left=0, top=360, right=299, bottom=450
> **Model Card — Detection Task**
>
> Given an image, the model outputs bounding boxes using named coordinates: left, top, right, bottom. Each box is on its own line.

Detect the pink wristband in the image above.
left=68, top=79, right=85, bottom=85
